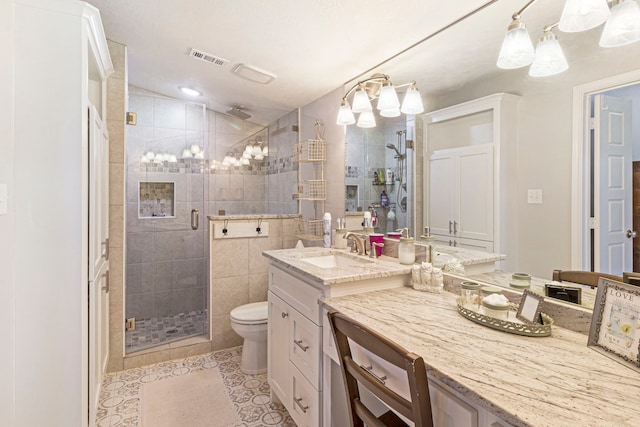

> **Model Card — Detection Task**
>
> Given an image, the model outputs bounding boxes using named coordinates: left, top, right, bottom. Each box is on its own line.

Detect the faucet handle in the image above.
left=370, top=242, right=384, bottom=258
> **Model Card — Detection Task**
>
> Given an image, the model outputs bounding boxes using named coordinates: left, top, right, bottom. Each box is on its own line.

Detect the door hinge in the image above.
left=588, top=117, right=596, bottom=130
left=125, top=317, right=136, bottom=331
left=589, top=217, right=597, bottom=229
left=126, top=112, right=137, bottom=125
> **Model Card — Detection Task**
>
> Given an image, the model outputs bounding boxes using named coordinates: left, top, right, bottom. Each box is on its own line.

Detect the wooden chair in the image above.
left=327, top=310, right=434, bottom=427
left=552, top=269, right=623, bottom=288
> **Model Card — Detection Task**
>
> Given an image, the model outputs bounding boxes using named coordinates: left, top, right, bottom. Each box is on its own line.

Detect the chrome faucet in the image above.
left=345, top=232, right=367, bottom=255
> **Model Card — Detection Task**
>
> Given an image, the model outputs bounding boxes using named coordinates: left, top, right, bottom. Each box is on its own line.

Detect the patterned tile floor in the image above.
left=125, top=310, right=208, bottom=353
left=96, top=346, right=296, bottom=427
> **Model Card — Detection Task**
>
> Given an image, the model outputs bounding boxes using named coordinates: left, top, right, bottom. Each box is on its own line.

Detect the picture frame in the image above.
left=588, top=278, right=640, bottom=372
left=516, top=289, right=544, bottom=324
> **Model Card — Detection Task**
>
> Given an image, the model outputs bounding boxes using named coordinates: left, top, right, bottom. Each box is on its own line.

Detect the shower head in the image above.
left=386, top=143, right=401, bottom=156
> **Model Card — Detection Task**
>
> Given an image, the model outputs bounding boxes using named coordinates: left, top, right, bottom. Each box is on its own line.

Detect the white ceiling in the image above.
left=85, top=0, right=569, bottom=125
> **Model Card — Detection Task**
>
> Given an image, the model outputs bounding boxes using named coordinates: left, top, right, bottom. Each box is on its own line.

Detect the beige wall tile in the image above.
left=123, top=350, right=168, bottom=370
left=211, top=238, right=249, bottom=277
left=109, top=205, right=124, bottom=247
left=109, top=163, right=124, bottom=203
left=249, top=273, right=268, bottom=303
left=168, top=342, right=212, bottom=360
left=107, top=77, right=126, bottom=122
left=108, top=287, right=123, bottom=331
left=249, top=236, right=282, bottom=274
left=107, top=120, right=125, bottom=164
left=211, top=275, right=248, bottom=316
left=211, top=314, right=242, bottom=352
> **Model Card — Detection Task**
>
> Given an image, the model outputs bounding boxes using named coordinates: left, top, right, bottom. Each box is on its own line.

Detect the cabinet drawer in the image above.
left=290, top=307, right=322, bottom=389
left=270, top=265, right=322, bottom=324
left=289, top=362, right=321, bottom=427
left=429, top=379, right=479, bottom=427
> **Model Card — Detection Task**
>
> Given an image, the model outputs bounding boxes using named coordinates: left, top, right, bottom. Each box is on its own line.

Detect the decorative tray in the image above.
left=456, top=298, right=553, bottom=337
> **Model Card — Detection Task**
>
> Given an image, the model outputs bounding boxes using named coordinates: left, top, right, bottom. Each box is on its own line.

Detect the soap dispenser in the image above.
left=398, top=228, right=415, bottom=265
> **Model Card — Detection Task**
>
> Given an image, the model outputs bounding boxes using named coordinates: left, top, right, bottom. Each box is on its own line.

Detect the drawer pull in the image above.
left=361, top=364, right=387, bottom=384
left=281, top=312, right=289, bottom=318
left=294, top=397, right=309, bottom=413
left=294, top=339, right=309, bottom=352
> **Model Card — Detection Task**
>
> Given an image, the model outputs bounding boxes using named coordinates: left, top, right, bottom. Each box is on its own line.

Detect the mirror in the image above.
left=343, top=0, right=640, bottom=308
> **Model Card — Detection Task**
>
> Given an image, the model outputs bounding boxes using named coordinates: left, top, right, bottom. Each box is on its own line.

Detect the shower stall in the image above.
left=125, top=88, right=209, bottom=353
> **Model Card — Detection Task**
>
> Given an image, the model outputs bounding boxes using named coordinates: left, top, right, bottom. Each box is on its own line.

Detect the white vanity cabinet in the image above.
left=268, top=266, right=324, bottom=427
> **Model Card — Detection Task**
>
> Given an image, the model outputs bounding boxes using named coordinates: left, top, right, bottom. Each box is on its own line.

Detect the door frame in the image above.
left=571, top=69, right=640, bottom=270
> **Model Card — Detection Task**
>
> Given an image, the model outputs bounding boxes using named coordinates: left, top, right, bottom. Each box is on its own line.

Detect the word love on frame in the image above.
left=588, top=278, right=640, bottom=372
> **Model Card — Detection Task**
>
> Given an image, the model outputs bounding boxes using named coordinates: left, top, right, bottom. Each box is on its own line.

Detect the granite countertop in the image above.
left=428, top=244, right=506, bottom=267
left=322, top=287, right=640, bottom=427
left=262, top=247, right=411, bottom=286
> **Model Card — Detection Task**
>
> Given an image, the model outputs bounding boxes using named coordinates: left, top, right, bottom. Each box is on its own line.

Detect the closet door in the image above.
left=428, top=150, right=455, bottom=237
left=455, top=144, right=493, bottom=242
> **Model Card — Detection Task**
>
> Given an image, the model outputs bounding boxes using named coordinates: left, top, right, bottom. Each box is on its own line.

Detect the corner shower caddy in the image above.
left=294, top=137, right=326, bottom=241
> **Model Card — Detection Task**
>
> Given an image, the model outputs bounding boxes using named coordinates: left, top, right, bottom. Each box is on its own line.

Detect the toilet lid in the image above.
left=230, top=301, right=268, bottom=323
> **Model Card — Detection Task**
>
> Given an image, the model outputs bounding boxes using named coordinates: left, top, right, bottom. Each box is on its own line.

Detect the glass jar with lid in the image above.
left=460, top=281, right=481, bottom=308
left=398, top=237, right=415, bottom=265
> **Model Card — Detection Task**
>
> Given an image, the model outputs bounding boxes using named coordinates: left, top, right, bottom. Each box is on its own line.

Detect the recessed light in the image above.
left=179, top=86, right=202, bottom=97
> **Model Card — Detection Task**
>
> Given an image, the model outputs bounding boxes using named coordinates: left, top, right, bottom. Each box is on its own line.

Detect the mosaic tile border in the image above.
left=137, top=155, right=296, bottom=176
left=96, top=346, right=296, bottom=427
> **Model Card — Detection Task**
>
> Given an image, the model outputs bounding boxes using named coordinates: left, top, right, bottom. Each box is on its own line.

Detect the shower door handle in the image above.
left=191, top=209, right=199, bottom=230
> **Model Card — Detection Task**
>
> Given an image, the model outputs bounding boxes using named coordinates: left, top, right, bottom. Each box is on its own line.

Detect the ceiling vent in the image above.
left=189, top=48, right=229, bottom=67
left=226, top=106, right=251, bottom=120
left=232, top=63, right=276, bottom=84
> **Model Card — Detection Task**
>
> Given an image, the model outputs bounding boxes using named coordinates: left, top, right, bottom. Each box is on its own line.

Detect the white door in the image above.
left=428, top=151, right=455, bottom=237
left=88, top=105, right=109, bottom=426
left=456, top=144, right=493, bottom=242
left=594, top=94, right=633, bottom=275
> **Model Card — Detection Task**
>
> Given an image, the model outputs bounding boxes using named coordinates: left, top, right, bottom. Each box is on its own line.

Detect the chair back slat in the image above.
left=328, top=310, right=434, bottom=427
left=552, top=269, right=622, bottom=287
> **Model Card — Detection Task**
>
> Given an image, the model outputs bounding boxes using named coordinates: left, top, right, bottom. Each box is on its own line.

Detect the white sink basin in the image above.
left=432, top=252, right=457, bottom=268
left=301, top=253, right=373, bottom=269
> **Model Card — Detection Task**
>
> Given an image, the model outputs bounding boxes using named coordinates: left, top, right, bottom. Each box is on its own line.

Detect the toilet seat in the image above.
left=230, top=301, right=268, bottom=325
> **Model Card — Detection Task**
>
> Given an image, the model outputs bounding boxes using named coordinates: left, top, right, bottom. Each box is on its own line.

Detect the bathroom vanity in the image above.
left=263, top=247, right=640, bottom=427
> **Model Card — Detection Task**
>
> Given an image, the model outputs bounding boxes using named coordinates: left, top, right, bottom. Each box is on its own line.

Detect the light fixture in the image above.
left=179, top=86, right=202, bottom=97
left=337, top=74, right=423, bottom=128
left=559, top=0, right=610, bottom=32
left=500, top=0, right=640, bottom=76
left=529, top=25, right=569, bottom=77
left=599, top=0, right=640, bottom=47
left=182, top=148, right=193, bottom=158
left=496, top=15, right=535, bottom=69
left=400, top=85, right=424, bottom=115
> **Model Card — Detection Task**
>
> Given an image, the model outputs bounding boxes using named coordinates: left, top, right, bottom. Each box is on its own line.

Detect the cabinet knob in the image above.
left=281, top=312, right=289, bottom=319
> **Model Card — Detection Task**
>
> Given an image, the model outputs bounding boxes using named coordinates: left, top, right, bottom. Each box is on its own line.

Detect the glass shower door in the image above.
left=125, top=90, right=209, bottom=353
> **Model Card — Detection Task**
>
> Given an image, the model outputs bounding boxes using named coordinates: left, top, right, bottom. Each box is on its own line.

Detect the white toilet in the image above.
left=230, top=301, right=269, bottom=375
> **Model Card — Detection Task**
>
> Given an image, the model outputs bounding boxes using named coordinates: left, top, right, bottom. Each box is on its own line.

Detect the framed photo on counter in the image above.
left=588, top=278, right=640, bottom=372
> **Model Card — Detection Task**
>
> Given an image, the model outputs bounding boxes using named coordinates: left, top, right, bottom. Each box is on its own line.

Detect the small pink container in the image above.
left=369, top=233, right=385, bottom=256
left=387, top=231, right=402, bottom=239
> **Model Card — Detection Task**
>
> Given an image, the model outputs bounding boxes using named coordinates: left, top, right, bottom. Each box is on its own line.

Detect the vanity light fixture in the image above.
left=599, top=0, right=640, bottom=47
left=336, top=74, right=424, bottom=128
left=179, top=86, right=202, bottom=97
left=498, top=0, right=640, bottom=76
left=528, top=24, right=569, bottom=77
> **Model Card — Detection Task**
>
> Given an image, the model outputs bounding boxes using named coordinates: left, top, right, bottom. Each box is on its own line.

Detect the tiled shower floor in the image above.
left=96, top=346, right=296, bottom=426
left=125, top=310, right=208, bottom=353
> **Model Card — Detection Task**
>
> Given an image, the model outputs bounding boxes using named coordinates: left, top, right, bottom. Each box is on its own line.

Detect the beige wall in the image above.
left=0, top=0, right=15, bottom=422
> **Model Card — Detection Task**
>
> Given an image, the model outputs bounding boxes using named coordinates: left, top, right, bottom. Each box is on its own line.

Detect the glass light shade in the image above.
left=251, top=144, right=262, bottom=156
left=194, top=151, right=204, bottom=159
left=529, top=33, right=569, bottom=77
left=356, top=111, right=376, bottom=128
left=262, top=145, right=268, bottom=156
left=559, top=0, right=610, bottom=32
left=182, top=148, right=192, bottom=158
left=168, top=155, right=177, bottom=163
left=254, top=153, right=264, bottom=160
left=496, top=24, right=535, bottom=69
left=145, top=151, right=155, bottom=160
left=153, top=157, right=163, bottom=164
left=599, top=0, right=640, bottom=47
left=380, top=108, right=401, bottom=117
left=222, top=155, right=231, bottom=166
left=377, top=84, right=400, bottom=111
left=400, top=86, right=424, bottom=114
left=141, top=156, right=150, bottom=163
left=351, top=87, right=373, bottom=113
left=336, top=102, right=356, bottom=125
left=240, top=158, right=250, bottom=165
left=242, top=150, right=252, bottom=159
left=190, top=144, right=201, bottom=154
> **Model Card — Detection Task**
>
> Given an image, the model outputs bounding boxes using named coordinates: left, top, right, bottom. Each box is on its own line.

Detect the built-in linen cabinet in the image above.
left=423, top=93, right=519, bottom=268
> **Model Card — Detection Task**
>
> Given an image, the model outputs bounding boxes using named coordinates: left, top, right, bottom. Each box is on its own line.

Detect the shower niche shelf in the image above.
left=138, top=181, right=176, bottom=219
